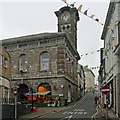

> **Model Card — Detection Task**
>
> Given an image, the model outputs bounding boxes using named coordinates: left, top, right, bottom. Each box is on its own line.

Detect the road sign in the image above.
left=14, top=89, right=17, bottom=96
left=101, top=85, right=110, bottom=95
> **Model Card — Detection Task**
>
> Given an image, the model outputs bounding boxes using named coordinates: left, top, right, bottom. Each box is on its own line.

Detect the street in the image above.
left=34, top=92, right=101, bottom=119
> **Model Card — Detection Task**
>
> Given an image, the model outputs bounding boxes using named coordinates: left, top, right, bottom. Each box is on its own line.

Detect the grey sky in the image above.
left=0, top=0, right=110, bottom=77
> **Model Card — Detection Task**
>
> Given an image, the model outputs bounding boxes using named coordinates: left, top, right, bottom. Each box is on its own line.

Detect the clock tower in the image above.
left=55, top=6, right=80, bottom=50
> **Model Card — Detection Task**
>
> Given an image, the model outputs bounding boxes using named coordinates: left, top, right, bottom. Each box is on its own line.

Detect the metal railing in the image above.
left=1, top=98, right=15, bottom=104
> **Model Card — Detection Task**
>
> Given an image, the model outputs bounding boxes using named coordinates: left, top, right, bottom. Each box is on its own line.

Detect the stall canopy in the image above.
left=25, top=91, right=50, bottom=96
left=35, top=91, right=50, bottom=95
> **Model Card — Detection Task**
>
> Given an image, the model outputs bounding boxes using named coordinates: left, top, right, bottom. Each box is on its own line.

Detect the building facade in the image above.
left=2, top=6, right=81, bottom=106
left=77, top=64, right=86, bottom=97
left=0, top=47, right=11, bottom=103
left=100, top=1, right=120, bottom=117
left=84, top=66, right=95, bottom=92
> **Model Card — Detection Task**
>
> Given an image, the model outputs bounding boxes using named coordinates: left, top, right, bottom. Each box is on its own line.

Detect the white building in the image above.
left=84, top=66, right=95, bottom=92
left=101, top=1, right=120, bottom=117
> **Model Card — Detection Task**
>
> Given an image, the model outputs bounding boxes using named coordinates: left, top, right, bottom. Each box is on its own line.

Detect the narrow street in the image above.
left=33, top=92, right=101, bottom=119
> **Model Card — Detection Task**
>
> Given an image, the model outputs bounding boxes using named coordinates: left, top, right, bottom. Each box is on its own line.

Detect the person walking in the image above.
left=94, top=96, right=99, bottom=105
left=54, top=96, right=59, bottom=107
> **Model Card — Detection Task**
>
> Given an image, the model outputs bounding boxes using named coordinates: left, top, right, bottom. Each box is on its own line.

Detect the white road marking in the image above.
left=59, top=115, right=72, bottom=120
left=62, top=109, right=87, bottom=115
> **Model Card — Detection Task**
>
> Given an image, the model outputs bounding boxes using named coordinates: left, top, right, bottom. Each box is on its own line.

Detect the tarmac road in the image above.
left=36, top=92, right=101, bottom=119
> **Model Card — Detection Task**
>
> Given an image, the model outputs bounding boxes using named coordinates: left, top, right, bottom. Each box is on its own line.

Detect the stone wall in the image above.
left=2, top=104, right=31, bottom=119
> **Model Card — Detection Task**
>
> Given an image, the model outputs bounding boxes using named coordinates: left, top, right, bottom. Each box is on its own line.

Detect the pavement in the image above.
left=18, top=106, right=66, bottom=119
left=94, top=105, right=120, bottom=120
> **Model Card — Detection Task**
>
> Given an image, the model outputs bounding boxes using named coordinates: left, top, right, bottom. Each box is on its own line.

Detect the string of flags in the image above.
left=61, top=0, right=103, bottom=25
left=77, top=5, right=103, bottom=25
left=90, top=66, right=100, bottom=70
left=80, top=49, right=100, bottom=57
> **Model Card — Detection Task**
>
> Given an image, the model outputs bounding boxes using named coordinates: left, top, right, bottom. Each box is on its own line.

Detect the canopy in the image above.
left=35, top=91, right=50, bottom=95
left=25, top=91, right=50, bottom=96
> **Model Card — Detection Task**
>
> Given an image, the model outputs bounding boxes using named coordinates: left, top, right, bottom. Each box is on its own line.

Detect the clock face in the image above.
left=61, top=13, right=70, bottom=22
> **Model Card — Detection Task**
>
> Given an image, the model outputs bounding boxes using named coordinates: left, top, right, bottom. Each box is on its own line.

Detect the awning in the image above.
left=25, top=91, right=50, bottom=96
left=34, top=91, right=51, bottom=95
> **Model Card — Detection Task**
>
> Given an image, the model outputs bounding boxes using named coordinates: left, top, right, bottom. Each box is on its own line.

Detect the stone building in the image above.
left=0, top=47, right=11, bottom=102
left=100, top=1, right=120, bottom=117
left=2, top=6, right=80, bottom=106
left=84, top=66, right=95, bottom=92
left=77, top=64, right=86, bottom=97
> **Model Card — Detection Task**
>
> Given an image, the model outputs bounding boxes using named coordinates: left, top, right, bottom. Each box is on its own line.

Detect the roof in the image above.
left=1, top=32, right=67, bottom=45
left=101, top=2, right=115, bottom=40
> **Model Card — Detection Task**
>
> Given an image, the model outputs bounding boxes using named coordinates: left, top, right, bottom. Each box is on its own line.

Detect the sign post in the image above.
left=14, top=89, right=17, bottom=119
left=101, top=85, right=110, bottom=119
left=101, top=85, right=110, bottom=95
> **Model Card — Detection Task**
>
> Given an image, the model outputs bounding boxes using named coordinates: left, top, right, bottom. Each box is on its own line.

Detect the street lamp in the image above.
left=20, top=70, right=24, bottom=84
left=13, top=85, right=19, bottom=119
left=29, top=82, right=34, bottom=111
left=31, top=87, right=34, bottom=111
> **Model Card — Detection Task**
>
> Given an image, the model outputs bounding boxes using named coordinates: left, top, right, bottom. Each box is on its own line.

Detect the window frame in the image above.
left=40, top=52, right=49, bottom=71
left=19, top=54, right=28, bottom=72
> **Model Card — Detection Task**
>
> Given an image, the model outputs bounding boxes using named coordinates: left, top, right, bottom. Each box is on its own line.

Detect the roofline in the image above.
left=101, top=2, right=115, bottom=40
left=1, top=32, right=66, bottom=45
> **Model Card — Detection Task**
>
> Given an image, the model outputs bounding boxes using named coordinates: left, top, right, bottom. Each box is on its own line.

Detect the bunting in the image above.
left=84, top=9, right=89, bottom=16
left=106, top=25, right=114, bottom=34
left=69, top=2, right=76, bottom=8
left=90, top=66, right=100, bottom=70
left=61, top=0, right=67, bottom=3
left=89, top=15, right=95, bottom=19
left=77, top=5, right=82, bottom=12
left=80, top=49, right=100, bottom=57
left=77, top=4, right=103, bottom=25
left=61, top=0, right=68, bottom=5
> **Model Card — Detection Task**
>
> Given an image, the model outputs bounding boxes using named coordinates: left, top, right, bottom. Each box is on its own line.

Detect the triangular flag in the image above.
left=106, top=25, right=111, bottom=29
left=84, top=9, right=88, bottom=16
left=61, top=0, right=67, bottom=3
left=89, top=15, right=95, bottom=19
left=115, top=21, right=119, bottom=25
left=95, top=18, right=99, bottom=22
left=111, top=29, right=114, bottom=34
left=69, top=2, right=76, bottom=8
left=78, top=5, right=82, bottom=12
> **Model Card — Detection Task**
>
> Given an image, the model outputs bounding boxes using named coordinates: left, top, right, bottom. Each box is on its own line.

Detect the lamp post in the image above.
left=30, top=82, right=34, bottom=111
left=14, top=89, right=17, bottom=119
left=31, top=87, right=34, bottom=111
left=13, top=86, right=19, bottom=119
left=20, top=70, right=24, bottom=84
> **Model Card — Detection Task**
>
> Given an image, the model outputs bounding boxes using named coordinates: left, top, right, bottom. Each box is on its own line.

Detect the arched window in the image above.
left=40, top=52, right=49, bottom=71
left=19, top=54, right=28, bottom=72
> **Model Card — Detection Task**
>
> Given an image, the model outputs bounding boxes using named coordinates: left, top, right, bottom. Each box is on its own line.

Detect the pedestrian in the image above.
left=54, top=96, right=59, bottom=107
left=94, top=96, right=99, bottom=105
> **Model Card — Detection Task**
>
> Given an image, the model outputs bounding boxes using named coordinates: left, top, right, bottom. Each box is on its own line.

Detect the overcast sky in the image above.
left=0, top=0, right=110, bottom=78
